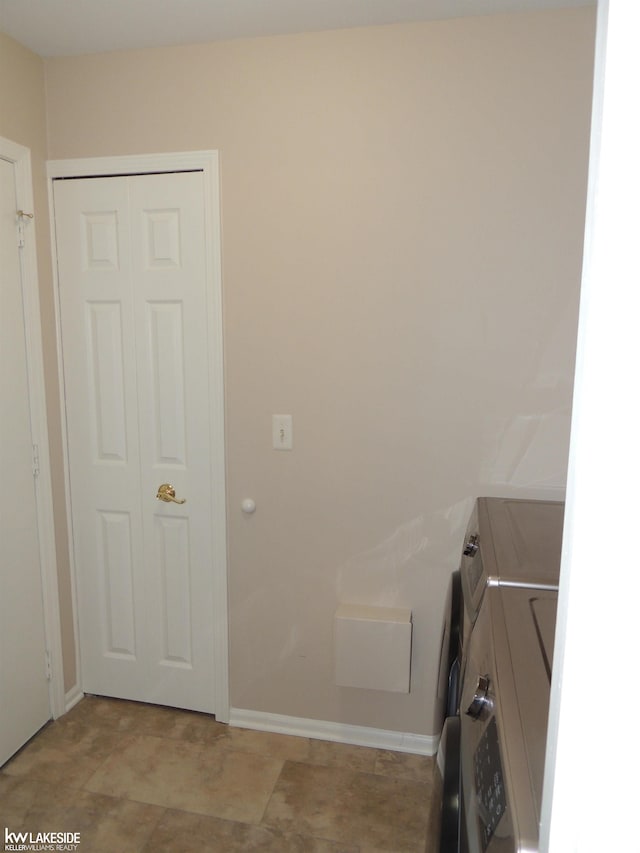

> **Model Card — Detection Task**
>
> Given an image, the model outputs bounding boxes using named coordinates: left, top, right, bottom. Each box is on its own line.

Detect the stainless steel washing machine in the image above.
left=459, top=584, right=557, bottom=852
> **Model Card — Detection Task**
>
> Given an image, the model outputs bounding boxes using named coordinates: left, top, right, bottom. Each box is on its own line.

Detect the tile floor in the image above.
left=0, top=696, right=437, bottom=852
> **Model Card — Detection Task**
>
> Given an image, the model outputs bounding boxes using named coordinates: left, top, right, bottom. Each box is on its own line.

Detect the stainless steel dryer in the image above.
left=438, top=498, right=563, bottom=721
left=459, top=584, right=557, bottom=852
left=459, top=497, right=564, bottom=647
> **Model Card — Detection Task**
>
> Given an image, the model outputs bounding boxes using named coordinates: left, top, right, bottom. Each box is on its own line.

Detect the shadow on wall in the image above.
left=337, top=501, right=474, bottom=606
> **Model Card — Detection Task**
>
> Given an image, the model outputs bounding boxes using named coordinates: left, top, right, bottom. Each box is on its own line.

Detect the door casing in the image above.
left=47, top=151, right=229, bottom=722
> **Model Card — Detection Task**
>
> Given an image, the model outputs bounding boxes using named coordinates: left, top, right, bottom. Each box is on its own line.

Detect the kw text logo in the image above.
left=3, top=828, right=81, bottom=851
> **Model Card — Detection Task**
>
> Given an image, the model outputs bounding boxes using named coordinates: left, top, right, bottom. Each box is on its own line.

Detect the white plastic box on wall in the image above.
left=334, top=604, right=412, bottom=693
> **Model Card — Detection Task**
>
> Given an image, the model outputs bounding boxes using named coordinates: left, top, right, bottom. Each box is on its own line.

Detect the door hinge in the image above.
left=16, top=210, right=33, bottom=248
left=32, top=443, right=40, bottom=477
left=45, top=650, right=52, bottom=681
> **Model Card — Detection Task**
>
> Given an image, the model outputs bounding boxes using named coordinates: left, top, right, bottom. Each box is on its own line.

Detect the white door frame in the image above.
left=1, top=135, right=65, bottom=719
left=46, top=151, right=229, bottom=722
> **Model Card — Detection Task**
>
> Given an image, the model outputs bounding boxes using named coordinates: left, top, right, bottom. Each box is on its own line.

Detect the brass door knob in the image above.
left=156, top=483, right=186, bottom=504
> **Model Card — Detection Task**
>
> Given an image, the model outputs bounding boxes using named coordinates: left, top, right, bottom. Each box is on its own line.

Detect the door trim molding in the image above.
left=1, top=135, right=65, bottom=719
left=46, top=151, right=229, bottom=722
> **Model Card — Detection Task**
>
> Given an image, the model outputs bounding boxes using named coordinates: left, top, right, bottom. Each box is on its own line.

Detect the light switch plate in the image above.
left=272, top=414, right=293, bottom=450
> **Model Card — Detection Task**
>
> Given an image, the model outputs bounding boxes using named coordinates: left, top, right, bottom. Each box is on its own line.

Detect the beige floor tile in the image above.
left=373, top=749, right=435, bottom=784
left=3, top=699, right=434, bottom=851
left=85, top=734, right=283, bottom=823
left=0, top=774, right=43, bottom=825
left=2, top=719, right=125, bottom=788
left=262, top=760, right=430, bottom=852
left=66, top=695, right=229, bottom=744
left=67, top=797, right=165, bottom=853
left=62, top=695, right=143, bottom=732
left=306, top=739, right=378, bottom=772
left=132, top=704, right=228, bottom=744
left=1, top=780, right=164, bottom=853
left=145, top=808, right=360, bottom=852
left=10, top=779, right=111, bottom=828
left=225, top=726, right=311, bottom=762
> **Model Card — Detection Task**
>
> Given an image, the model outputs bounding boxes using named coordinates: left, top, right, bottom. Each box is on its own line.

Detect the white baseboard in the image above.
left=229, top=707, right=438, bottom=756
left=64, top=684, right=84, bottom=714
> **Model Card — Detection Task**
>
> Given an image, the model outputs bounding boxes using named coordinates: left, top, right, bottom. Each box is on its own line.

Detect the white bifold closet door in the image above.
left=54, top=171, right=218, bottom=714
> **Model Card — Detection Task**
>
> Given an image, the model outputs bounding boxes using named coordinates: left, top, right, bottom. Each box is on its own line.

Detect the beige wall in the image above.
left=0, top=31, right=76, bottom=693
left=42, top=8, right=595, bottom=735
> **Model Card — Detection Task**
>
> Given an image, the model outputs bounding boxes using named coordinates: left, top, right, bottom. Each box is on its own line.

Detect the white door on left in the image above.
left=0, top=155, right=51, bottom=766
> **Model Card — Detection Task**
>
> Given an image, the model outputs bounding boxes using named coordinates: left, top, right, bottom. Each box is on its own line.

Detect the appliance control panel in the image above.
left=473, top=717, right=507, bottom=851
